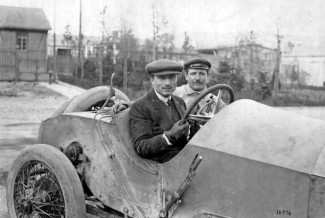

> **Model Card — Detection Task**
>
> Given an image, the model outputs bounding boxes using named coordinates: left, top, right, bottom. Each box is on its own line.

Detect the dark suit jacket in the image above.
left=129, top=89, right=187, bottom=163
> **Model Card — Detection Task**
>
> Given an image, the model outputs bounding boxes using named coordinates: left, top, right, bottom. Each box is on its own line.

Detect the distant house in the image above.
left=281, top=47, right=325, bottom=87
left=0, top=6, right=51, bottom=81
left=198, top=44, right=277, bottom=83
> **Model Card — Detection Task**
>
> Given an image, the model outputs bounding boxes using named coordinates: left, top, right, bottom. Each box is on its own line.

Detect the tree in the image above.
left=211, top=60, right=245, bottom=92
left=151, top=0, right=168, bottom=60
left=61, top=25, right=77, bottom=77
left=182, top=32, right=194, bottom=53
left=117, top=28, right=140, bottom=93
left=218, top=61, right=232, bottom=74
left=158, top=33, right=175, bottom=58
left=143, top=39, right=154, bottom=60
left=62, top=25, right=76, bottom=47
left=255, top=71, right=272, bottom=100
left=100, top=6, right=109, bottom=42
left=238, top=30, right=257, bottom=46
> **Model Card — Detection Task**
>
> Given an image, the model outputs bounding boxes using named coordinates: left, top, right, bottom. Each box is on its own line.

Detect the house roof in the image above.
left=197, top=43, right=276, bottom=52
left=0, top=6, right=51, bottom=31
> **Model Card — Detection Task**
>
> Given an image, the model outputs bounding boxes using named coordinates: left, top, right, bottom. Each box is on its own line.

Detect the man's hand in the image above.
left=165, top=120, right=189, bottom=143
left=112, top=102, right=132, bottom=114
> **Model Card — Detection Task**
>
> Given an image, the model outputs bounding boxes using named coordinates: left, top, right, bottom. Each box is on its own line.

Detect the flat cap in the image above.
left=145, top=59, right=183, bottom=76
left=184, top=58, right=211, bottom=71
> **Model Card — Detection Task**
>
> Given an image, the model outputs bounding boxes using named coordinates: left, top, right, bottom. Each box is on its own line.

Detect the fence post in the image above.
left=35, top=60, right=38, bottom=83
left=15, top=51, right=19, bottom=82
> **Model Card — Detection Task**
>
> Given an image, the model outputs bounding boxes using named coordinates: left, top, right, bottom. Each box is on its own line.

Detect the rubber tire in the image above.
left=65, top=86, right=130, bottom=113
left=7, top=144, right=86, bottom=218
left=49, top=95, right=77, bottom=118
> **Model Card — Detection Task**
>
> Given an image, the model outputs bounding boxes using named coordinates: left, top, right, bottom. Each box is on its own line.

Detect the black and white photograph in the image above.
left=1, top=0, right=325, bottom=217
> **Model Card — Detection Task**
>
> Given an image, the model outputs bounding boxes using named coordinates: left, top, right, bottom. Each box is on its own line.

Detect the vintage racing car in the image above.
left=6, top=83, right=325, bottom=218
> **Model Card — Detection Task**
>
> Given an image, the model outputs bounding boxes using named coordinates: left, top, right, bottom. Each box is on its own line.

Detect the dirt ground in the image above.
left=0, top=82, right=68, bottom=124
left=0, top=81, right=69, bottom=217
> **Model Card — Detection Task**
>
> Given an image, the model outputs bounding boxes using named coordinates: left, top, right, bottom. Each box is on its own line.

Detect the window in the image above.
left=17, top=32, right=27, bottom=50
left=57, top=49, right=71, bottom=56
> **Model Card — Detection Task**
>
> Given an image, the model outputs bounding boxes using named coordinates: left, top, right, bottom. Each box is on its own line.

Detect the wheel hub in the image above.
left=20, top=199, right=32, bottom=215
left=13, top=161, right=65, bottom=217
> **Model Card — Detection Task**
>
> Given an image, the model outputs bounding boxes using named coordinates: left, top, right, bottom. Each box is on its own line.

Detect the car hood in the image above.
left=189, top=99, right=325, bottom=177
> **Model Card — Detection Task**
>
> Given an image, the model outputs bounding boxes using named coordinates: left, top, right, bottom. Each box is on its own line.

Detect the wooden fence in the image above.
left=0, top=49, right=48, bottom=82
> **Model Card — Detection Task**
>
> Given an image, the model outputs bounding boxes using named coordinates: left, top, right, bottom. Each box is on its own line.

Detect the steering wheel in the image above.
left=180, top=84, right=235, bottom=124
left=196, top=89, right=222, bottom=116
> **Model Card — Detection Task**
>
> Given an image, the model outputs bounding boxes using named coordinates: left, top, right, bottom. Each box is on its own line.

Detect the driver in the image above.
left=129, top=59, right=190, bottom=163
left=174, top=58, right=226, bottom=115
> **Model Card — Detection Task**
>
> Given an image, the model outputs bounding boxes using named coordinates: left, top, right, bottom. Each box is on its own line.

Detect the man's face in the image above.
left=152, top=74, right=178, bottom=97
left=185, top=68, right=209, bottom=91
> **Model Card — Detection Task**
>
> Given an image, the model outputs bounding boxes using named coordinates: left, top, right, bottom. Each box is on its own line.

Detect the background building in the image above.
left=0, top=6, right=51, bottom=81
left=281, top=47, right=325, bottom=87
left=198, top=44, right=277, bottom=83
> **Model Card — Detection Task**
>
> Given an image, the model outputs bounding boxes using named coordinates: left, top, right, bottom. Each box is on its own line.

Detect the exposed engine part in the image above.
left=64, top=141, right=83, bottom=165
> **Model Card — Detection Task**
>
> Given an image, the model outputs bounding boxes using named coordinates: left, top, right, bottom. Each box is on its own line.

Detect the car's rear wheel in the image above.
left=65, top=86, right=130, bottom=112
left=7, top=144, right=86, bottom=218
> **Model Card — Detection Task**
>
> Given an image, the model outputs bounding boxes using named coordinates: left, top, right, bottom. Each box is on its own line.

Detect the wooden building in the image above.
left=198, top=44, right=277, bottom=82
left=0, top=6, right=51, bottom=81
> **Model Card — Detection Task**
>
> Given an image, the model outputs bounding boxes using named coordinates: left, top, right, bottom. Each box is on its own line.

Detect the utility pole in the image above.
left=98, top=6, right=107, bottom=85
left=78, top=0, right=83, bottom=78
left=232, top=34, right=238, bottom=73
left=99, top=46, right=103, bottom=85
left=152, top=3, right=157, bottom=61
left=273, top=28, right=282, bottom=105
left=53, top=0, right=57, bottom=83
left=123, top=31, right=128, bottom=94
left=249, top=31, right=255, bottom=82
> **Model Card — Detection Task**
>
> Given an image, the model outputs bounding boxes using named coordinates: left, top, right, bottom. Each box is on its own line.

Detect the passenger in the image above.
left=129, top=59, right=189, bottom=163
left=174, top=58, right=226, bottom=115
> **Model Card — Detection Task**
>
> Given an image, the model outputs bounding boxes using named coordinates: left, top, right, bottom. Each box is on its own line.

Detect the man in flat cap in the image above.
left=174, top=58, right=226, bottom=115
left=129, top=59, right=189, bottom=163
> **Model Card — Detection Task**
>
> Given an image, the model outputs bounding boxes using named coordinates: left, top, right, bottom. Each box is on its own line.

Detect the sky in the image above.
left=0, top=0, right=325, bottom=50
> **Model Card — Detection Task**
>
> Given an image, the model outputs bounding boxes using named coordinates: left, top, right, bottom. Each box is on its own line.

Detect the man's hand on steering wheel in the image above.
left=180, top=84, right=235, bottom=126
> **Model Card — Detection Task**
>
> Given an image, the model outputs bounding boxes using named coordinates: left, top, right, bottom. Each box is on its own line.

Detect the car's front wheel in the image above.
left=6, top=144, right=86, bottom=218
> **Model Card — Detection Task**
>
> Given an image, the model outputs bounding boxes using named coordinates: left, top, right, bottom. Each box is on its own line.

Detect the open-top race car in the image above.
left=6, top=82, right=325, bottom=218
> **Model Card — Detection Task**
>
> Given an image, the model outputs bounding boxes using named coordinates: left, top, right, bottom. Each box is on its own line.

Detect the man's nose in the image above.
left=194, top=73, right=200, bottom=79
left=165, top=77, right=172, bottom=84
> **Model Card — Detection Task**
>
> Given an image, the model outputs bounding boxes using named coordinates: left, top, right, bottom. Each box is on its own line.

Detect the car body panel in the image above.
left=39, top=112, right=162, bottom=217
left=191, top=99, right=325, bottom=177
left=38, top=99, right=325, bottom=217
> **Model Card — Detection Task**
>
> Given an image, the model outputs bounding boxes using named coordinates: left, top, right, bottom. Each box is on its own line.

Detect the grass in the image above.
left=0, top=81, right=62, bottom=97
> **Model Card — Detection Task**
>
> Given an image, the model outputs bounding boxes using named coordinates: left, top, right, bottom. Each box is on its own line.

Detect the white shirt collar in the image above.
left=154, top=89, right=171, bottom=105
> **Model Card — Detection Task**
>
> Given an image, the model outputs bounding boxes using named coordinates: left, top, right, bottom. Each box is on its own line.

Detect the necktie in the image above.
left=167, top=99, right=173, bottom=107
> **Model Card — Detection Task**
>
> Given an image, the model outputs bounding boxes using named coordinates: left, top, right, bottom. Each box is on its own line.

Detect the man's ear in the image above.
left=206, top=72, right=211, bottom=83
left=184, top=71, right=189, bottom=81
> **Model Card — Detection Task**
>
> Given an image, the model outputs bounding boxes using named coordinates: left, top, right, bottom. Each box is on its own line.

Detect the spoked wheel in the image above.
left=7, top=144, right=86, bottom=218
left=13, top=161, right=65, bottom=217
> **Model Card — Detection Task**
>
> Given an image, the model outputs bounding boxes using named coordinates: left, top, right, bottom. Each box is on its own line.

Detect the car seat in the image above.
left=114, top=108, right=158, bottom=174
